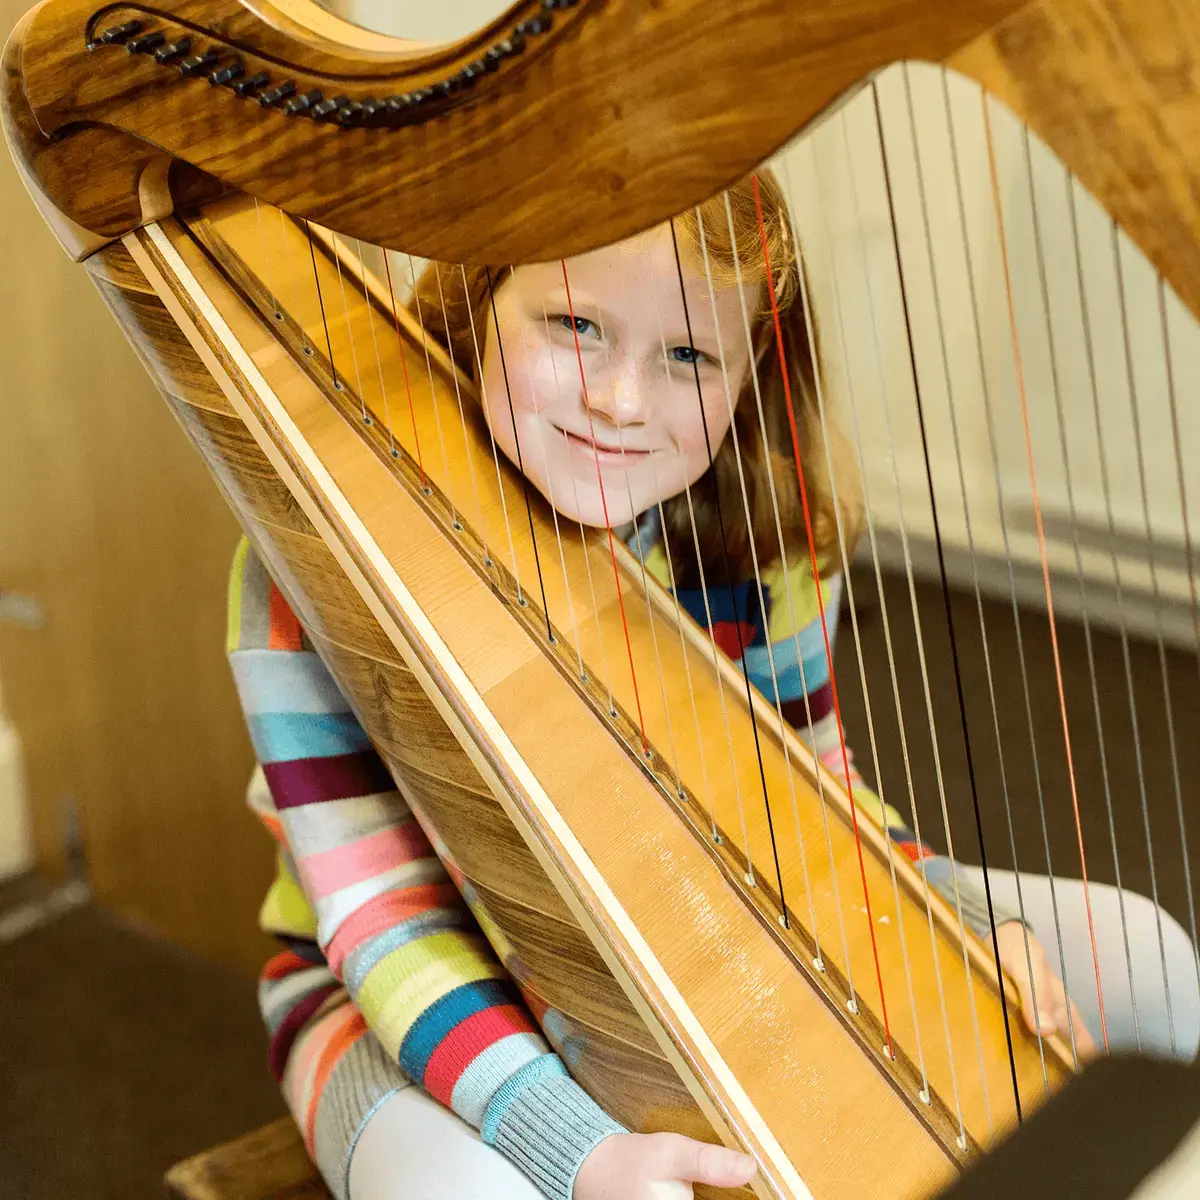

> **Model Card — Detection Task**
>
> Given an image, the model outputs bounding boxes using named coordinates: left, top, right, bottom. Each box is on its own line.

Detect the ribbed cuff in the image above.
left=925, top=856, right=1026, bottom=939
left=484, top=1058, right=627, bottom=1200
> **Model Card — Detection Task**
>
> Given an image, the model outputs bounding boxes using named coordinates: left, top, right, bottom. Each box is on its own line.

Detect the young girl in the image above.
left=228, top=170, right=1199, bottom=1199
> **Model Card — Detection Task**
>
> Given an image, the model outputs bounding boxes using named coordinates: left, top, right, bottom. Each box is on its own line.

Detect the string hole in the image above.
left=918, top=1089, right=932, bottom=1107
left=452, top=521, right=463, bottom=531
left=484, top=557, right=494, bottom=568
left=778, top=914, right=788, bottom=928
left=643, top=748, right=652, bottom=760
left=548, top=633, right=557, bottom=644
left=273, top=311, right=284, bottom=321
left=391, top=449, right=400, bottom=458
left=334, top=381, right=344, bottom=392
left=363, top=414, right=373, bottom=425
left=579, top=672, right=588, bottom=684
left=677, top=788, right=686, bottom=801
left=517, top=595, right=528, bottom=607
left=712, top=832, right=722, bottom=845
left=422, top=486, right=433, bottom=496
left=608, top=708, right=618, bottom=720
left=813, top=957, right=825, bottom=974
left=882, top=1044, right=895, bottom=1061
left=303, top=346, right=314, bottom=356
left=743, top=872, right=755, bottom=887
left=847, top=999, right=859, bottom=1016
left=956, top=1135, right=969, bottom=1153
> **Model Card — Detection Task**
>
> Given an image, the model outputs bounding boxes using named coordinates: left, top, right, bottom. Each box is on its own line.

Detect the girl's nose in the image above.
left=584, top=360, right=646, bottom=426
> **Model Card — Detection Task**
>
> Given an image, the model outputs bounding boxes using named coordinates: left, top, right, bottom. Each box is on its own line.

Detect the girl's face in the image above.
left=479, top=226, right=752, bottom=529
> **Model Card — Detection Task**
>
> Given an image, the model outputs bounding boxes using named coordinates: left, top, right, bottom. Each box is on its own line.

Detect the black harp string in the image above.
left=485, top=266, right=554, bottom=641
left=667, top=218, right=790, bottom=928
left=874, top=76, right=1023, bottom=1118
left=304, top=220, right=339, bottom=391
left=938, top=68, right=1052, bottom=1091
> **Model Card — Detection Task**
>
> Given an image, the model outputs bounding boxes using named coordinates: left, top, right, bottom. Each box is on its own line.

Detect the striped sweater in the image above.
left=230, top=518, right=1020, bottom=1198
left=228, top=540, right=624, bottom=1200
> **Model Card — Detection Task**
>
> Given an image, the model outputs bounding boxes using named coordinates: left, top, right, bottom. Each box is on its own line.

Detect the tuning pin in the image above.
left=90, top=19, right=142, bottom=48
left=179, top=51, right=220, bottom=78
left=312, top=95, right=349, bottom=121
left=232, top=72, right=270, bottom=97
left=257, top=82, right=297, bottom=107
left=153, top=38, right=191, bottom=63
left=283, top=89, right=323, bottom=115
left=126, top=32, right=165, bottom=54
left=208, top=61, right=245, bottom=86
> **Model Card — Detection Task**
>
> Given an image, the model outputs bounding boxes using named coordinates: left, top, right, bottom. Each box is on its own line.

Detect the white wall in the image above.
left=776, top=62, right=1200, bottom=645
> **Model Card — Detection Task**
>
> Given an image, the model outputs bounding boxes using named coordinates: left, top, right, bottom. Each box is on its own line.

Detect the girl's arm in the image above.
left=228, top=538, right=624, bottom=1200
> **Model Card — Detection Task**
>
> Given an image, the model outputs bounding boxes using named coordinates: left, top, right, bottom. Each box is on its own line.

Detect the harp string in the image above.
left=409, top=255, right=459, bottom=530
left=1015, top=116, right=1139, bottom=1057
left=842, top=94, right=993, bottom=1125
left=773, top=153, right=929, bottom=1082
left=821, top=110, right=971, bottom=1138
left=981, top=94, right=1110, bottom=1052
left=433, top=262, right=491, bottom=562
left=484, top=265, right=554, bottom=640
left=750, top=173, right=895, bottom=1046
left=356, top=238, right=392, bottom=445
left=937, top=70, right=1052, bottom=1091
left=667, top=218, right=790, bottom=921
left=1158, top=280, right=1200, bottom=993
left=537, top=297, right=618, bottom=709
left=694, top=204, right=822, bottom=941
left=884, top=68, right=1018, bottom=1121
left=304, top=220, right=339, bottom=393
left=280, top=207, right=309, bottom=354
left=508, top=268, right=584, bottom=667
left=601, top=265, right=722, bottom=830
left=1112, top=225, right=1181, bottom=1055
left=461, top=264, right=524, bottom=599
left=587, top=277, right=688, bottom=798
left=329, top=232, right=369, bottom=423
left=560, top=260, right=651, bottom=755
left=641, top=253, right=756, bottom=872
left=383, top=255, right=426, bottom=490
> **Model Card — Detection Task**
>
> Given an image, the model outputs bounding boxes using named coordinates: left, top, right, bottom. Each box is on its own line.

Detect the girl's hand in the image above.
left=995, top=921, right=1098, bottom=1060
left=574, top=1132, right=757, bottom=1199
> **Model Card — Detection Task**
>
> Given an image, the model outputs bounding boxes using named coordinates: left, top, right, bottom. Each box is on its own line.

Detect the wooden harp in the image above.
left=5, top=1, right=1199, bottom=1196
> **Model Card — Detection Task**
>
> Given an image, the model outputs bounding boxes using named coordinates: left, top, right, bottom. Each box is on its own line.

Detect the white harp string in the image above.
left=329, top=233, right=368, bottom=423
left=461, top=265, right=524, bottom=602
left=774, top=153, right=927, bottom=1074
left=695, top=204, right=821, bottom=938
left=433, top=262, right=491, bottom=564
left=357, top=238, right=395, bottom=451
left=807, top=132, right=965, bottom=1125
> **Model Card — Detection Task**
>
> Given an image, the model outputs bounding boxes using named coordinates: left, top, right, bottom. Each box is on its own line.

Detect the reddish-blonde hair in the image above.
left=414, top=168, right=861, bottom=584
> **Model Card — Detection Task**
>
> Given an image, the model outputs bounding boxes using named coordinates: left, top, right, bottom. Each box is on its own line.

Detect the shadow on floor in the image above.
left=0, top=887, right=284, bottom=1200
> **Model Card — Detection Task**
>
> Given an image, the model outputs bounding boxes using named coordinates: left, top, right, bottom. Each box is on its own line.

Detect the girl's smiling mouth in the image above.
left=553, top=424, right=654, bottom=461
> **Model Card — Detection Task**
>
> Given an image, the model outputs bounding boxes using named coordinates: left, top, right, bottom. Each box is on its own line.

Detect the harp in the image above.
left=4, top=0, right=1198, bottom=1196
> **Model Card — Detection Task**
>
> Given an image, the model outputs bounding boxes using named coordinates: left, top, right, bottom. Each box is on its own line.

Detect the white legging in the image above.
left=349, top=871, right=1200, bottom=1199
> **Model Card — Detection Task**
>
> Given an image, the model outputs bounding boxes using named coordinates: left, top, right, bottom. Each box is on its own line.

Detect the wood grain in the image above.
left=4, top=0, right=1023, bottom=263
left=165, top=1117, right=331, bottom=1200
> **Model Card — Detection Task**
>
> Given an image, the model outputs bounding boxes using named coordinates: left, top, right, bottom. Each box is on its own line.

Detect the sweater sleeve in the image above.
left=228, top=538, right=624, bottom=1200
left=754, top=563, right=1024, bottom=938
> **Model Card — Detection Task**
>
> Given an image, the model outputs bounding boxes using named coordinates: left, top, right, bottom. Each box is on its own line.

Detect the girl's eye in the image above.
left=553, top=314, right=600, bottom=339
left=668, top=345, right=706, bottom=366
